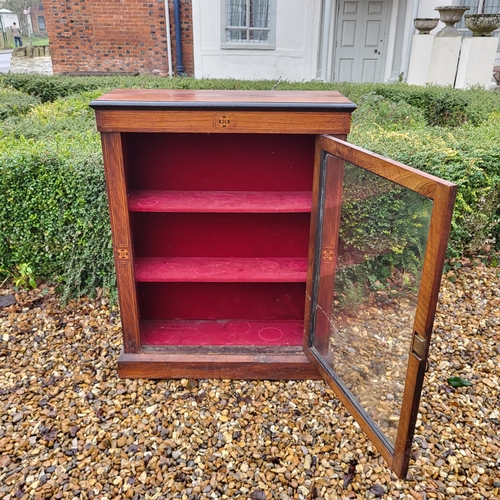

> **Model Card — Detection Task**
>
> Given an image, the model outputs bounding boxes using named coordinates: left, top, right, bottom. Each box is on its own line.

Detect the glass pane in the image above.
left=249, top=29, right=269, bottom=42
left=227, top=0, right=247, bottom=27
left=226, top=29, right=248, bottom=42
left=250, top=0, right=270, bottom=28
left=313, top=160, right=432, bottom=447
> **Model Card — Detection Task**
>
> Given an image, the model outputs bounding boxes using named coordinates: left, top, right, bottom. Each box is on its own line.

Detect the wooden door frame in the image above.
left=304, top=135, right=457, bottom=478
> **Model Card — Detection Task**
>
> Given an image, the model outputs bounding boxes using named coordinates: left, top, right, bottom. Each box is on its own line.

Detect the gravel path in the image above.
left=0, top=258, right=499, bottom=500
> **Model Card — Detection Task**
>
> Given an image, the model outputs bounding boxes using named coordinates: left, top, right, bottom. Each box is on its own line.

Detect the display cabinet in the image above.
left=91, top=90, right=356, bottom=380
left=91, top=90, right=456, bottom=478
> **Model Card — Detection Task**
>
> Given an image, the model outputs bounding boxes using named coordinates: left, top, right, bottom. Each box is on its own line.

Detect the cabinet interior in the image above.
left=122, top=132, right=315, bottom=348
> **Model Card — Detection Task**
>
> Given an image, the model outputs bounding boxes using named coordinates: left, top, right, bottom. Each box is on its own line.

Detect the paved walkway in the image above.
left=0, top=49, right=13, bottom=73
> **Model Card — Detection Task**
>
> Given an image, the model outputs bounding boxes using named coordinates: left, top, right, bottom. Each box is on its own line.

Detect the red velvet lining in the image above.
left=131, top=213, right=310, bottom=258
left=137, top=282, right=306, bottom=321
left=141, top=319, right=303, bottom=346
left=134, top=257, right=308, bottom=282
left=123, top=133, right=315, bottom=191
left=125, top=132, right=314, bottom=346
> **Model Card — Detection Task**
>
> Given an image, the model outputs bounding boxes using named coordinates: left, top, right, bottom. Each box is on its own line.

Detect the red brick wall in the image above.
left=44, top=0, right=193, bottom=76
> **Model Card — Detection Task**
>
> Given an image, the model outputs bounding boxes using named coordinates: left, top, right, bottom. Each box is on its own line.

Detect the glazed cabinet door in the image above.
left=304, top=135, right=457, bottom=478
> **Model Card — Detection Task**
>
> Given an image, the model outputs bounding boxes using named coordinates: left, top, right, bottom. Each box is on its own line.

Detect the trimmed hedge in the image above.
left=350, top=112, right=500, bottom=253
left=0, top=85, right=41, bottom=120
left=0, top=133, right=115, bottom=300
left=0, top=75, right=499, bottom=298
left=4, top=74, right=500, bottom=127
left=0, top=91, right=100, bottom=141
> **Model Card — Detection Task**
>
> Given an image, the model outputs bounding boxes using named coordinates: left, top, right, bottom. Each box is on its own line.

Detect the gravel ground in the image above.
left=0, top=258, right=499, bottom=500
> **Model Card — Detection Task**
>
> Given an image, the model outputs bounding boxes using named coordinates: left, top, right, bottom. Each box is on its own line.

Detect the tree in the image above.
left=0, top=0, right=39, bottom=36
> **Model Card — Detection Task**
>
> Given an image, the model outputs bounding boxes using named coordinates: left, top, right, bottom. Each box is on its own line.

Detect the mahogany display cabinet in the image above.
left=91, top=90, right=456, bottom=478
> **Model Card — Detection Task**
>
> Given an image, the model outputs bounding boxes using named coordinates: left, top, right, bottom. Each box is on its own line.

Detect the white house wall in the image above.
left=192, top=0, right=498, bottom=85
left=0, top=11, right=19, bottom=31
left=417, top=0, right=452, bottom=18
left=192, top=0, right=322, bottom=81
left=416, top=0, right=453, bottom=35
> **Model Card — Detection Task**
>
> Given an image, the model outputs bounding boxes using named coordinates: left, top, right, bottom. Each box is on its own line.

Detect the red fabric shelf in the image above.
left=134, top=257, right=308, bottom=282
left=128, top=190, right=312, bottom=213
left=141, top=319, right=304, bottom=346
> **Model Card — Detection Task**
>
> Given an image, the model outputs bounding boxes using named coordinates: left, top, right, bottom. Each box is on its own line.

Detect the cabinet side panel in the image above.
left=101, top=132, right=141, bottom=353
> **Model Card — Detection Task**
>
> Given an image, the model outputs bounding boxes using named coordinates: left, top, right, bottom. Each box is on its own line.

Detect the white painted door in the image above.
left=334, top=0, right=389, bottom=83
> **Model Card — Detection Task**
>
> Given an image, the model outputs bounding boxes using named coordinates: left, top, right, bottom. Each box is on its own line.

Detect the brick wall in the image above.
left=44, top=0, right=193, bottom=76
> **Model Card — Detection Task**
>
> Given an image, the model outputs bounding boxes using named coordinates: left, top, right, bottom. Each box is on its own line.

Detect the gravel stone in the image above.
left=0, top=257, right=499, bottom=498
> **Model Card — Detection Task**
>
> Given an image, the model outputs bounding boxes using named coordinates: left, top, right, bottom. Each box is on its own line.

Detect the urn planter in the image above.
left=435, top=6, right=470, bottom=36
left=465, top=14, right=500, bottom=36
left=414, top=18, right=439, bottom=34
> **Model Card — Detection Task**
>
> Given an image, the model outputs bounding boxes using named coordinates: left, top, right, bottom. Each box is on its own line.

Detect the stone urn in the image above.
left=435, top=6, right=470, bottom=36
left=414, top=18, right=439, bottom=34
left=464, top=14, right=500, bottom=36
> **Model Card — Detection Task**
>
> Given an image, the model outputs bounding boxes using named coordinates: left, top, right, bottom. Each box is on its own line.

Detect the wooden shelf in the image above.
left=128, top=190, right=312, bottom=213
left=141, top=319, right=304, bottom=346
left=134, top=257, right=308, bottom=282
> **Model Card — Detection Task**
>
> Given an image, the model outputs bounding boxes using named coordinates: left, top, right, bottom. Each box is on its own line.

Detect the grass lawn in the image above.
left=6, top=35, right=49, bottom=49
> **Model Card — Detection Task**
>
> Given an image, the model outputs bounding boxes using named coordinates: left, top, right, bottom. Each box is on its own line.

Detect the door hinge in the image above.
left=412, top=333, right=426, bottom=359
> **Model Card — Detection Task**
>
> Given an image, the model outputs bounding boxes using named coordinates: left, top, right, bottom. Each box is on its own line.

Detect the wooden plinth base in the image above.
left=118, top=347, right=321, bottom=380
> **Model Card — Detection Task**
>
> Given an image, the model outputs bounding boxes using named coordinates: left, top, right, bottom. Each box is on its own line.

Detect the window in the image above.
left=453, top=0, right=500, bottom=46
left=222, top=0, right=276, bottom=49
left=453, top=0, right=500, bottom=28
left=38, top=16, right=46, bottom=31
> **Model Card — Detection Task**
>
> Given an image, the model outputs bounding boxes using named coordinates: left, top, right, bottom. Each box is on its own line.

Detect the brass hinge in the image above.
left=412, top=333, right=426, bottom=359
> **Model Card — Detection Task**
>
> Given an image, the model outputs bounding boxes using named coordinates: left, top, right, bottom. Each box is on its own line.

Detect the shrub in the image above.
left=370, top=83, right=500, bottom=127
left=0, top=74, right=122, bottom=103
left=1, top=75, right=499, bottom=298
left=0, top=91, right=100, bottom=140
left=0, top=135, right=115, bottom=300
left=351, top=92, right=427, bottom=130
left=349, top=113, right=500, bottom=254
left=0, top=74, right=289, bottom=102
left=0, top=86, right=41, bottom=120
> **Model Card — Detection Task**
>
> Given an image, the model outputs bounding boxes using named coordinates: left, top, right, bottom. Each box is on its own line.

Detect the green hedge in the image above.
left=0, top=75, right=499, bottom=298
left=4, top=74, right=500, bottom=127
left=0, top=91, right=100, bottom=141
left=350, top=112, right=500, bottom=253
left=0, top=85, right=41, bottom=120
left=0, top=133, right=115, bottom=300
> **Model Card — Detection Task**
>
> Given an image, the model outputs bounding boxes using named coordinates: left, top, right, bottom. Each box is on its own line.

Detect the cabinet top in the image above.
left=90, top=89, right=356, bottom=112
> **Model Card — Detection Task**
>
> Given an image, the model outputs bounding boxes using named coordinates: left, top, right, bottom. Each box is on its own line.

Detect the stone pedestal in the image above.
left=407, top=35, right=434, bottom=85
left=455, top=37, right=498, bottom=89
left=427, top=36, right=462, bottom=86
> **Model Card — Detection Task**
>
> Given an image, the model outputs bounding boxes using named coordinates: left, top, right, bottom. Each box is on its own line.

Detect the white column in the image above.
left=427, top=36, right=462, bottom=86
left=455, top=37, right=498, bottom=89
left=406, top=34, right=434, bottom=85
